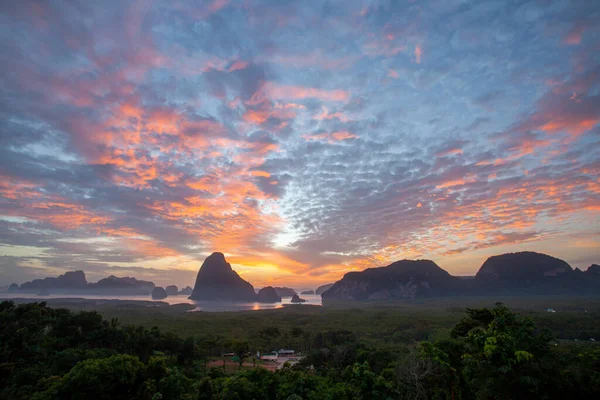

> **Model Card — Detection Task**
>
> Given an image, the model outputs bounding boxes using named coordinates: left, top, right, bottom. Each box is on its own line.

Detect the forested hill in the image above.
left=1, top=300, right=599, bottom=399
left=322, top=251, right=600, bottom=302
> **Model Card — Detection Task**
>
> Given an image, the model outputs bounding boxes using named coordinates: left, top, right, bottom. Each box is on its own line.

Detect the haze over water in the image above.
left=0, top=293, right=323, bottom=311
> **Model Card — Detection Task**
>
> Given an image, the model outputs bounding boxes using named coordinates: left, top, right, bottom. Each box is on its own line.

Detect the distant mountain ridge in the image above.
left=475, top=252, right=572, bottom=281
left=19, top=271, right=88, bottom=292
left=7, top=251, right=599, bottom=303
left=273, top=287, right=297, bottom=297
left=88, top=275, right=155, bottom=295
left=470, top=252, right=600, bottom=295
left=15, top=272, right=156, bottom=295
left=322, top=252, right=600, bottom=303
left=322, top=259, right=463, bottom=302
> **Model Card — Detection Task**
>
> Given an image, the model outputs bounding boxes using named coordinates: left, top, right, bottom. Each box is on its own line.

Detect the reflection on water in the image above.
left=189, top=294, right=322, bottom=312
left=0, top=293, right=323, bottom=312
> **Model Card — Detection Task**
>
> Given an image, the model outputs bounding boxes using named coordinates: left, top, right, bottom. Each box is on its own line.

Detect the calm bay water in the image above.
left=0, top=293, right=323, bottom=311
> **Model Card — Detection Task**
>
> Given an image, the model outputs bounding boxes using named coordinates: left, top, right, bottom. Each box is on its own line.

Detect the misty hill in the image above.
left=316, top=283, right=334, bottom=295
left=152, top=287, right=168, bottom=300
left=190, top=252, right=257, bottom=302
left=165, top=285, right=179, bottom=296
left=322, top=260, right=462, bottom=303
left=15, top=271, right=156, bottom=295
left=273, top=287, right=297, bottom=297
left=322, top=251, right=600, bottom=303
left=19, top=271, right=88, bottom=293
left=475, top=251, right=572, bottom=282
left=87, top=275, right=155, bottom=295
left=474, top=252, right=599, bottom=295
left=179, top=286, right=193, bottom=295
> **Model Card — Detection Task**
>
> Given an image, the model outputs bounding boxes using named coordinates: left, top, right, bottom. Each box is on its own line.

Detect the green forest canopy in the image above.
left=1, top=300, right=599, bottom=399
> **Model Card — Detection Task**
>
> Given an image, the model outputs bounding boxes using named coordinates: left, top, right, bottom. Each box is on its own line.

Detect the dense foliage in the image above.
left=1, top=301, right=598, bottom=399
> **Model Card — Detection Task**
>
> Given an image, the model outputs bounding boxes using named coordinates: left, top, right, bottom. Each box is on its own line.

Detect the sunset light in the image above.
left=0, top=0, right=598, bottom=290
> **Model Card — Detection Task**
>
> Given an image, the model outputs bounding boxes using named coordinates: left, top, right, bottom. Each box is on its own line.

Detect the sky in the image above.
left=0, top=0, right=599, bottom=289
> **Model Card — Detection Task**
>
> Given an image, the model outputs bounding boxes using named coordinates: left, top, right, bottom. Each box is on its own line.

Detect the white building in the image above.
left=261, top=352, right=278, bottom=361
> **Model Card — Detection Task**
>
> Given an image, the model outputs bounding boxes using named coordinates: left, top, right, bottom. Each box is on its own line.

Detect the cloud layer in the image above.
left=1, top=0, right=599, bottom=287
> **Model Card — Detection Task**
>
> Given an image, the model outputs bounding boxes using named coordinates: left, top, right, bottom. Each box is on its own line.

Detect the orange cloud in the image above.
left=331, top=131, right=358, bottom=141
left=0, top=175, right=43, bottom=200
left=313, top=106, right=351, bottom=122
left=539, top=118, right=598, bottom=137
left=250, top=170, right=271, bottom=178
left=436, top=179, right=466, bottom=189
left=510, top=69, right=600, bottom=144
left=265, top=83, right=350, bottom=102
left=188, top=176, right=220, bottom=193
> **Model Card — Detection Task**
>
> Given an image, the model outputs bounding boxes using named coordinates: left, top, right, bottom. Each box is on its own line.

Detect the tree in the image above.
left=231, top=340, right=249, bottom=371
left=422, top=303, right=555, bottom=400
left=36, top=354, right=145, bottom=400
left=396, top=346, right=446, bottom=400
left=343, top=361, right=394, bottom=400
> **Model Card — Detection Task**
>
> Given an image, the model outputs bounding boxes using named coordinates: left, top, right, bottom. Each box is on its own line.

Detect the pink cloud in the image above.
left=228, top=60, right=248, bottom=72
left=436, top=148, right=463, bottom=157
left=302, top=131, right=358, bottom=143
left=564, top=23, right=585, bottom=45
left=415, top=45, right=422, bottom=64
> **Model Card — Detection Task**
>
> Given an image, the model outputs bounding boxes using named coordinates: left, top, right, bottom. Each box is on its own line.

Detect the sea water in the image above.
left=0, top=293, right=323, bottom=311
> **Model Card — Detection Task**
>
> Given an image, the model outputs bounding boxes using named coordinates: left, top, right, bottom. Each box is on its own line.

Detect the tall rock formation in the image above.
left=190, top=252, right=257, bottom=301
